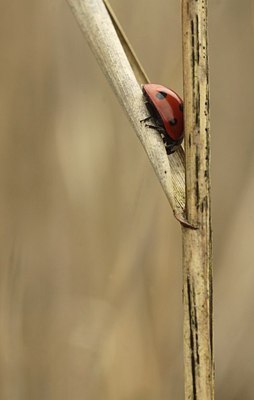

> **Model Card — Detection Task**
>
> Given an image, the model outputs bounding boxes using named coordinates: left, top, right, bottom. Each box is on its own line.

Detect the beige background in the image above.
left=0, top=0, right=254, bottom=399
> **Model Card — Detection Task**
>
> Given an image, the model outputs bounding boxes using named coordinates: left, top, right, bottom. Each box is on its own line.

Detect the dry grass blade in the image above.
left=66, top=0, right=193, bottom=226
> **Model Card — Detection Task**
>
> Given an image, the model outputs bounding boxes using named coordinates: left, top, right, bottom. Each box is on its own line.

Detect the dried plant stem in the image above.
left=182, top=1, right=214, bottom=399
left=66, top=0, right=192, bottom=225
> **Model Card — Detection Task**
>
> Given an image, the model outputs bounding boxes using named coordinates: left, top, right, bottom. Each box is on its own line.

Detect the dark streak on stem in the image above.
left=191, top=20, right=195, bottom=92
left=195, top=14, right=199, bottom=65
left=195, top=154, right=199, bottom=180
left=187, top=276, right=197, bottom=400
left=200, top=195, right=207, bottom=213
left=200, top=200, right=204, bottom=213
left=192, top=285, right=200, bottom=365
left=195, top=182, right=199, bottom=207
left=209, top=268, right=214, bottom=360
left=195, top=81, right=200, bottom=127
left=195, top=152, right=200, bottom=207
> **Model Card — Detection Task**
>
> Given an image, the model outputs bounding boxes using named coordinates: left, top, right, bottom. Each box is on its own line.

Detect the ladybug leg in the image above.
left=166, top=146, right=174, bottom=155
left=140, top=115, right=152, bottom=123
left=145, top=124, right=165, bottom=134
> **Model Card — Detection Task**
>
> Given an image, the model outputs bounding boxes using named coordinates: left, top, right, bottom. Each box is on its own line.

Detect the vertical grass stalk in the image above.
left=182, top=1, right=214, bottom=399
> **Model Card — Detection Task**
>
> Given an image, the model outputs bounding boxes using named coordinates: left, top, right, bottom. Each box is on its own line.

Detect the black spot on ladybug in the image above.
left=169, top=118, right=177, bottom=126
left=179, top=103, right=184, bottom=112
left=156, top=91, right=167, bottom=100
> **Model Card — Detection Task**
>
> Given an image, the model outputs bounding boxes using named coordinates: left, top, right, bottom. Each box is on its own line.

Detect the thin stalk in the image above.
left=103, top=0, right=149, bottom=85
left=182, top=1, right=214, bottom=399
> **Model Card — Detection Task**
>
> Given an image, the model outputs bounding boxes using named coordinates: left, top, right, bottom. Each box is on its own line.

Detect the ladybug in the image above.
left=142, top=83, right=184, bottom=154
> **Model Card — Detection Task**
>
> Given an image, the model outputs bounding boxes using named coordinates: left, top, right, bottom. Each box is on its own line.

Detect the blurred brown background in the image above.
left=0, top=0, right=254, bottom=399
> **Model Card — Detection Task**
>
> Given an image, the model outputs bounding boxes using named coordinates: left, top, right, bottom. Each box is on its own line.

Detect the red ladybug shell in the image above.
left=143, top=84, right=184, bottom=142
